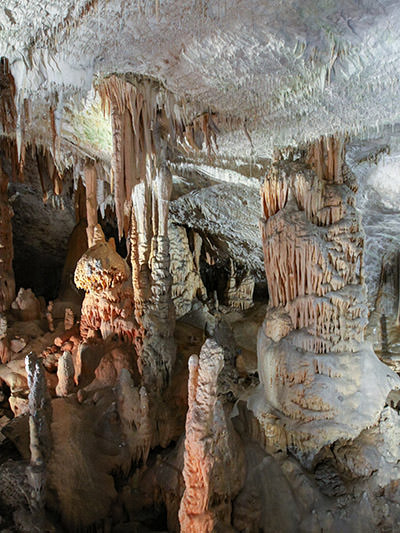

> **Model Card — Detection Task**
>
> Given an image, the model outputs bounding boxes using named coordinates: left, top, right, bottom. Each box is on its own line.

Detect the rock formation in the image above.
left=179, top=339, right=245, bottom=532
left=169, top=222, right=207, bottom=318
left=252, top=139, right=400, bottom=453
left=3, top=5, right=400, bottom=530
left=74, top=224, right=140, bottom=345
left=25, top=352, right=52, bottom=514
left=11, top=288, right=41, bottom=321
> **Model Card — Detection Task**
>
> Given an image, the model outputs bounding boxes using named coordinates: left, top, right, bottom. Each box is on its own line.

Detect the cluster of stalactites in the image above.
left=0, top=57, right=17, bottom=137
left=98, top=75, right=218, bottom=239
left=306, top=135, right=345, bottom=184
left=260, top=137, right=366, bottom=354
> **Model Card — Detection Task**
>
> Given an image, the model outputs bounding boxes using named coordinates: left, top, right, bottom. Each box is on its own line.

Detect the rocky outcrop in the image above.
left=252, top=139, right=400, bottom=453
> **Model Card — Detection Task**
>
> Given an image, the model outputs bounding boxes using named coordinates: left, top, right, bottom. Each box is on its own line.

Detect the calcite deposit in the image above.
left=74, top=224, right=139, bottom=345
left=2, top=3, right=400, bottom=531
left=179, top=339, right=245, bottom=532
left=253, top=141, right=400, bottom=451
left=0, top=163, right=15, bottom=311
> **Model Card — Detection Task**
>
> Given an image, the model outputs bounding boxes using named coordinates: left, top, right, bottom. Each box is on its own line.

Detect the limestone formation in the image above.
left=25, top=352, right=52, bottom=513
left=11, top=288, right=41, bottom=321
left=55, top=351, right=75, bottom=397
left=74, top=224, right=140, bottom=345
left=84, top=161, right=98, bottom=248
left=179, top=339, right=245, bottom=532
left=169, top=222, right=207, bottom=318
left=253, top=140, right=400, bottom=452
left=116, top=368, right=152, bottom=464
left=224, top=259, right=255, bottom=310
left=3, top=5, right=400, bottom=531
left=45, top=301, right=55, bottom=332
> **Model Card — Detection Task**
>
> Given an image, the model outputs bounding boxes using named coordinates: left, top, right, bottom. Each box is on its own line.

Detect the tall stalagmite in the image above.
left=25, top=352, right=52, bottom=514
left=179, top=339, right=245, bottom=533
left=252, top=138, right=400, bottom=452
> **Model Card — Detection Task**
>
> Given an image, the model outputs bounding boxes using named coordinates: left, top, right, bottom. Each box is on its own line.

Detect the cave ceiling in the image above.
left=1, top=0, right=400, bottom=305
left=2, top=0, right=400, bottom=158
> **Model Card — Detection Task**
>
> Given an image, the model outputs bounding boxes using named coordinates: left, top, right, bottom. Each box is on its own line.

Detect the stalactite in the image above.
left=0, top=57, right=17, bottom=136
left=74, top=175, right=87, bottom=223
left=98, top=75, right=220, bottom=390
left=84, top=160, right=98, bottom=247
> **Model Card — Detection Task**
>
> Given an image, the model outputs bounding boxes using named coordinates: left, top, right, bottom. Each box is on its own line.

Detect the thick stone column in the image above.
left=253, top=138, right=399, bottom=452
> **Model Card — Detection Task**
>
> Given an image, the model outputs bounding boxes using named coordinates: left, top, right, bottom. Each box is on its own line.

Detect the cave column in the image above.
left=100, top=76, right=180, bottom=391
left=84, top=161, right=98, bottom=248
left=130, top=151, right=176, bottom=390
left=253, top=137, right=399, bottom=453
left=0, top=162, right=15, bottom=311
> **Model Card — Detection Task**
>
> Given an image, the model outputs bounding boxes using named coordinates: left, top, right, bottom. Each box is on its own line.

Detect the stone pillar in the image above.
left=253, top=138, right=399, bottom=452
left=25, top=352, right=52, bottom=512
left=130, top=156, right=176, bottom=390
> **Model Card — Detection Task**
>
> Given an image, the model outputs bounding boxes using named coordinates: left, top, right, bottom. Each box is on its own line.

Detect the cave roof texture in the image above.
left=2, top=0, right=400, bottom=157
left=2, top=0, right=400, bottom=302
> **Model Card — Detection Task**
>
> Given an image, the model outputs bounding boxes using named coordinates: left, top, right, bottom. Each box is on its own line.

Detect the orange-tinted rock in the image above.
left=11, top=288, right=41, bottom=321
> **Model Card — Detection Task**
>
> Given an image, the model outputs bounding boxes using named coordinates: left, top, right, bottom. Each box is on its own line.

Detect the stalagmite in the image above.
left=74, top=224, right=140, bottom=345
left=179, top=339, right=245, bottom=533
left=55, top=351, right=75, bottom=397
left=252, top=137, right=400, bottom=452
left=46, top=301, right=55, bottom=332
left=116, top=368, right=152, bottom=465
left=11, top=287, right=40, bottom=321
left=25, top=352, right=52, bottom=513
left=224, top=259, right=255, bottom=310
left=136, top=160, right=176, bottom=389
left=64, top=307, right=74, bottom=331
left=0, top=162, right=15, bottom=311
left=100, top=76, right=183, bottom=389
left=169, top=223, right=207, bottom=318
